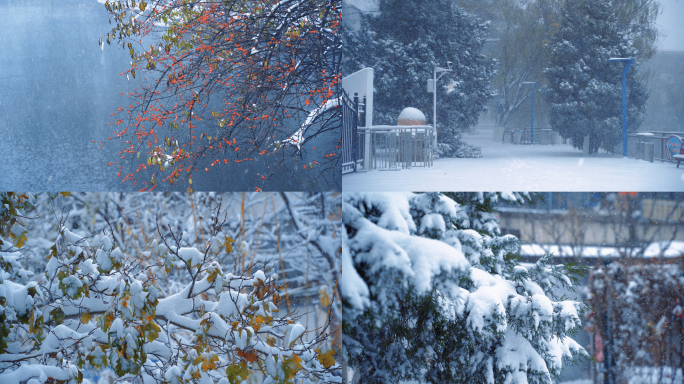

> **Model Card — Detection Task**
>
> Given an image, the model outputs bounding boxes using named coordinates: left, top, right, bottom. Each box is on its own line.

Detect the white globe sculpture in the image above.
left=397, top=107, right=426, bottom=126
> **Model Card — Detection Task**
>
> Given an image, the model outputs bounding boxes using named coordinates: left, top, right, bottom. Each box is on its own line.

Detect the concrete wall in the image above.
left=497, top=209, right=684, bottom=248
left=342, top=1, right=363, bottom=31
left=342, top=67, right=374, bottom=127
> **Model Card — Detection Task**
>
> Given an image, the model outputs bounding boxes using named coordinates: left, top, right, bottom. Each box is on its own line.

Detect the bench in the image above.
left=674, top=138, right=684, bottom=167
left=666, top=135, right=684, bottom=167
left=675, top=152, right=684, bottom=168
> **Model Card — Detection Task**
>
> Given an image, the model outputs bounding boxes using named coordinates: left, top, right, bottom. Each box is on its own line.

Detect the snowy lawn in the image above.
left=343, top=127, right=684, bottom=191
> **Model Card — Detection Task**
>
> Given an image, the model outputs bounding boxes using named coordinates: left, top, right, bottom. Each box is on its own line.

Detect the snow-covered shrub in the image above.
left=20, top=192, right=341, bottom=327
left=0, top=192, right=341, bottom=384
left=342, top=192, right=587, bottom=384
left=454, top=143, right=483, bottom=159
left=436, top=141, right=482, bottom=159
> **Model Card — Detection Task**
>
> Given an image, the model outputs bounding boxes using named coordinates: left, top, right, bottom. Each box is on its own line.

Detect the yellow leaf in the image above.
left=224, top=236, right=235, bottom=254
left=281, top=353, right=303, bottom=379
left=317, top=349, right=336, bottom=368
left=28, top=310, right=35, bottom=327
left=291, top=353, right=303, bottom=369
left=15, top=233, right=27, bottom=249
left=82, top=312, right=93, bottom=324
left=146, top=321, right=161, bottom=341
left=226, top=361, right=248, bottom=384
left=201, top=353, right=219, bottom=371
left=60, top=192, right=71, bottom=197
left=319, top=289, right=331, bottom=307
left=237, top=349, right=259, bottom=363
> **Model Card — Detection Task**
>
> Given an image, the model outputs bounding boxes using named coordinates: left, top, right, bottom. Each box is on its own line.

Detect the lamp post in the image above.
left=608, top=57, right=635, bottom=158
left=428, top=63, right=452, bottom=155
left=522, top=82, right=537, bottom=144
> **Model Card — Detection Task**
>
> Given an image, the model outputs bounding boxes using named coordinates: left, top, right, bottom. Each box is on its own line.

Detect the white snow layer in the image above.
left=177, top=247, right=204, bottom=267
left=341, top=227, right=370, bottom=317
left=522, top=241, right=684, bottom=258
left=343, top=200, right=469, bottom=297
left=278, top=96, right=340, bottom=151
left=344, top=192, right=416, bottom=234
left=397, top=107, right=426, bottom=124
left=343, top=126, right=684, bottom=191
left=343, top=193, right=587, bottom=383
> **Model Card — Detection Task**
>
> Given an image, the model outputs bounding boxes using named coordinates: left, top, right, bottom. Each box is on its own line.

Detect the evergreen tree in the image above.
left=613, top=0, right=661, bottom=61
left=343, top=0, right=495, bottom=158
left=342, top=192, right=587, bottom=384
left=543, top=0, right=648, bottom=154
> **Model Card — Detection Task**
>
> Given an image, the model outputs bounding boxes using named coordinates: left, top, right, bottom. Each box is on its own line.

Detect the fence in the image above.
left=589, top=258, right=684, bottom=384
left=342, top=90, right=362, bottom=174
left=627, top=132, right=684, bottom=162
left=341, top=86, right=434, bottom=173
left=356, top=125, right=434, bottom=171
left=502, top=128, right=559, bottom=145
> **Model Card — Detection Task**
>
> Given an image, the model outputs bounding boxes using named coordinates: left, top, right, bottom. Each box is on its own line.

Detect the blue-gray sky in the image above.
left=658, top=0, right=684, bottom=51
left=346, top=0, right=684, bottom=52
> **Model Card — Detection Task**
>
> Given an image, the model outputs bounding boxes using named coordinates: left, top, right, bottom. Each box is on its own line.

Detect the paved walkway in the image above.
left=343, top=127, right=684, bottom=191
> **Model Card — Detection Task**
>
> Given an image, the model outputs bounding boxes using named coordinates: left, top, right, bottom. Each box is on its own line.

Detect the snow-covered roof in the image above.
left=520, top=241, right=684, bottom=258
left=496, top=207, right=570, bottom=215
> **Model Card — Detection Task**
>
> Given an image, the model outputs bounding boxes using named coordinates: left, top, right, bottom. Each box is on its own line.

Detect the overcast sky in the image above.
left=658, top=0, right=684, bottom=51
left=346, top=0, right=684, bottom=52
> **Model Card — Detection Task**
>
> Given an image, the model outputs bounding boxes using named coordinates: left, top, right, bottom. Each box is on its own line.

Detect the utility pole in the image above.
left=608, top=57, right=635, bottom=157
left=428, top=62, right=453, bottom=155
left=522, top=82, right=537, bottom=144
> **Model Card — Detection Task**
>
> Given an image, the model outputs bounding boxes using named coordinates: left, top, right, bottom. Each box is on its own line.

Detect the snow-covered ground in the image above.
left=343, top=126, right=684, bottom=191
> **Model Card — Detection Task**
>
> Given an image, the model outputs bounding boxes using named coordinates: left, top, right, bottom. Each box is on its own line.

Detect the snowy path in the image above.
left=343, top=127, right=684, bottom=191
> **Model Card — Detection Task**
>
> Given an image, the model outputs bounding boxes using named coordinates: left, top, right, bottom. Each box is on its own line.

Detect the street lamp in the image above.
left=608, top=57, right=635, bottom=158
left=427, top=62, right=453, bottom=155
left=522, top=82, right=537, bottom=144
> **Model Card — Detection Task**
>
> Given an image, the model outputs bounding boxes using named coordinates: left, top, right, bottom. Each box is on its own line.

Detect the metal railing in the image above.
left=502, top=128, right=559, bottom=145
left=341, top=90, right=361, bottom=174
left=356, top=125, right=434, bottom=171
left=627, top=131, right=683, bottom=162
